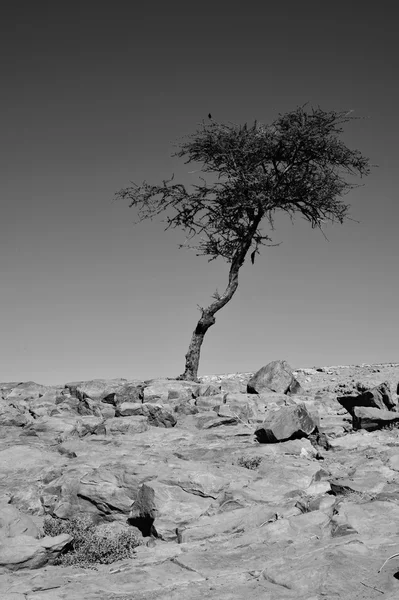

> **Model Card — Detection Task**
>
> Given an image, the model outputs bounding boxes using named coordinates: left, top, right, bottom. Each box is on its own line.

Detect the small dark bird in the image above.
left=208, top=113, right=212, bottom=119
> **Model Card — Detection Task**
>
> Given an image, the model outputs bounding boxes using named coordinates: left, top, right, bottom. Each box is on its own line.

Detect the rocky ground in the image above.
left=1, top=360, right=399, bottom=599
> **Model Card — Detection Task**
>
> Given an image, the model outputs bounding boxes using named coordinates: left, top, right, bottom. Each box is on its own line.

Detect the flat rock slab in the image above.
left=353, top=406, right=399, bottom=430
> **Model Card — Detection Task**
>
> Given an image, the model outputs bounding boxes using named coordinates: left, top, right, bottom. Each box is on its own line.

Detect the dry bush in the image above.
left=43, top=515, right=141, bottom=568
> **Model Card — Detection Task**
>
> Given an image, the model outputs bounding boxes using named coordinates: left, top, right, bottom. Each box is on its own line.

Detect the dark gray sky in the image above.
left=1, top=1, right=398, bottom=384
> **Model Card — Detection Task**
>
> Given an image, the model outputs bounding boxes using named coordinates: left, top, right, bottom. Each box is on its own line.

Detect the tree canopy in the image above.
left=115, top=106, right=371, bottom=380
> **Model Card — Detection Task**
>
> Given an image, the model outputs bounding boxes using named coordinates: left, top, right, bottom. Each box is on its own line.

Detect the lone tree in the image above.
left=115, top=106, right=371, bottom=381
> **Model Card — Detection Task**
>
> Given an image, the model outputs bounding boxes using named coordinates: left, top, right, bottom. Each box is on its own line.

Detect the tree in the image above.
left=115, top=106, right=371, bottom=381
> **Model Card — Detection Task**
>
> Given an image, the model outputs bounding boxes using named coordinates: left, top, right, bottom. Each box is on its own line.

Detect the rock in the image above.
left=214, top=394, right=265, bottom=423
left=177, top=504, right=292, bottom=543
left=338, top=381, right=396, bottom=415
left=353, top=406, right=399, bottom=431
left=331, top=500, right=399, bottom=544
left=143, top=379, right=199, bottom=404
left=114, top=402, right=177, bottom=427
left=76, top=469, right=136, bottom=516
left=173, top=401, right=199, bottom=415
left=0, top=533, right=72, bottom=571
left=296, top=494, right=337, bottom=516
left=115, top=402, right=143, bottom=416
left=65, top=379, right=128, bottom=402
left=195, top=383, right=222, bottom=397
left=247, top=360, right=304, bottom=395
left=0, top=504, right=41, bottom=538
left=0, top=403, right=31, bottom=427
left=194, top=394, right=225, bottom=410
left=193, top=414, right=240, bottom=429
left=141, top=404, right=177, bottom=428
left=105, top=415, right=149, bottom=434
left=388, top=454, right=399, bottom=471
left=129, top=480, right=215, bottom=541
left=2, top=364, right=399, bottom=598
left=254, top=404, right=317, bottom=443
left=4, top=382, right=51, bottom=402
left=103, top=381, right=144, bottom=405
left=44, top=465, right=138, bottom=520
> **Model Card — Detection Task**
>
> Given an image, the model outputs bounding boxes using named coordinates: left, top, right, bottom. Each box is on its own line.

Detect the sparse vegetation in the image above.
left=237, top=455, right=263, bottom=470
left=43, top=515, right=141, bottom=568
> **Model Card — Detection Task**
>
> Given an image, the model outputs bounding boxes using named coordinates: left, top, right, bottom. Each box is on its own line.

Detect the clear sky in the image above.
left=1, top=1, right=397, bottom=385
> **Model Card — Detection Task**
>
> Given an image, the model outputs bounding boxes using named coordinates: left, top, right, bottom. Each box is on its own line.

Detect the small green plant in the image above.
left=237, top=455, right=263, bottom=470
left=43, top=515, right=141, bottom=568
left=382, top=421, right=399, bottom=431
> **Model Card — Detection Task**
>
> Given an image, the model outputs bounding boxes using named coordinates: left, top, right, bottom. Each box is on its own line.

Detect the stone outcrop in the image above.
left=254, top=404, right=317, bottom=443
left=1, top=363, right=399, bottom=598
left=247, top=360, right=304, bottom=395
left=353, top=406, right=399, bottom=431
left=338, top=381, right=396, bottom=415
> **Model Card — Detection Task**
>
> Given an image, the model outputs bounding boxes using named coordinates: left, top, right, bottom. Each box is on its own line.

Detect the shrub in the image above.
left=43, top=515, right=141, bottom=568
left=237, top=455, right=263, bottom=470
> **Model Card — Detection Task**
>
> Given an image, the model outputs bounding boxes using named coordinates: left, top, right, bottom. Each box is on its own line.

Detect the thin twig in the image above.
left=360, top=581, right=384, bottom=594
left=378, top=551, right=399, bottom=573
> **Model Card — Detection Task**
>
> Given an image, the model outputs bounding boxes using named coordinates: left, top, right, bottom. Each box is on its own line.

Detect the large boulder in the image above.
left=338, top=382, right=395, bottom=415
left=141, top=404, right=177, bottom=428
left=0, top=403, right=31, bottom=427
left=3, top=382, right=52, bottom=402
left=43, top=465, right=138, bottom=520
left=254, top=404, right=317, bottom=443
left=114, top=402, right=176, bottom=427
left=353, top=406, right=399, bottom=431
left=103, top=382, right=144, bottom=406
left=0, top=534, right=72, bottom=572
left=64, top=379, right=128, bottom=402
left=0, top=503, right=41, bottom=538
left=247, top=360, right=304, bottom=395
left=142, top=379, right=199, bottom=404
left=129, top=480, right=215, bottom=541
left=105, top=415, right=149, bottom=435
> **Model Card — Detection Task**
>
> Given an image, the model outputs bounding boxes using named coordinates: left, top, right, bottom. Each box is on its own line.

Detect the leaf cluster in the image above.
left=115, top=106, right=371, bottom=263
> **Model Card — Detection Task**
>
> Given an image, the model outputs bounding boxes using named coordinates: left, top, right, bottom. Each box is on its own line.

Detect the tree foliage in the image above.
left=115, top=106, right=371, bottom=380
left=116, top=106, right=370, bottom=264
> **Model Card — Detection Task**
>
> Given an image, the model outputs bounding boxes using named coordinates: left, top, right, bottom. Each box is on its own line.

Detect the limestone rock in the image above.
left=194, top=394, right=225, bottom=410
left=0, top=403, right=31, bottom=427
left=115, top=402, right=143, bottom=416
left=142, top=379, right=198, bottom=404
left=0, top=533, right=72, bottom=572
left=338, top=381, right=396, bottom=415
left=105, top=415, right=149, bottom=434
left=142, top=404, right=177, bottom=427
left=254, top=404, right=317, bottom=443
left=3, top=382, right=51, bottom=402
left=247, top=360, right=304, bottom=395
left=0, top=504, right=41, bottom=538
left=353, top=406, right=399, bottom=431
left=113, top=401, right=176, bottom=427
left=103, top=381, right=144, bottom=405
left=129, top=481, right=214, bottom=541
left=2, top=364, right=399, bottom=598
left=195, top=383, right=222, bottom=397
left=65, top=379, right=128, bottom=402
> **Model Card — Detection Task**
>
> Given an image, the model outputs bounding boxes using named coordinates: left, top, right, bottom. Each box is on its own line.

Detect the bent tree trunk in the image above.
left=178, top=220, right=261, bottom=381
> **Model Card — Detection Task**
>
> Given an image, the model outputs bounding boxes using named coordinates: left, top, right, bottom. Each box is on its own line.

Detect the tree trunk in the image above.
left=178, top=216, right=262, bottom=381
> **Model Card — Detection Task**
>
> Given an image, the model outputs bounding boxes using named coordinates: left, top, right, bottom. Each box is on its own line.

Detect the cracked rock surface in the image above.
left=1, top=361, right=399, bottom=598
